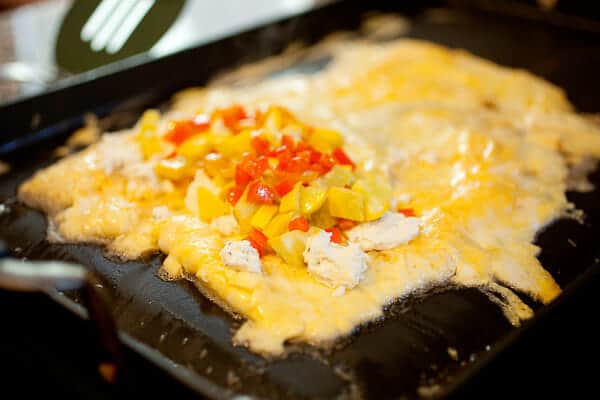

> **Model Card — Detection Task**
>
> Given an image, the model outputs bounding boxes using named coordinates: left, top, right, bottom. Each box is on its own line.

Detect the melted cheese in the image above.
left=18, top=39, right=600, bottom=355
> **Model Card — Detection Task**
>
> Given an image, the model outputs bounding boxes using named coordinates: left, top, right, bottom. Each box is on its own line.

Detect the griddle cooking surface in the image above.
left=2, top=2, right=600, bottom=398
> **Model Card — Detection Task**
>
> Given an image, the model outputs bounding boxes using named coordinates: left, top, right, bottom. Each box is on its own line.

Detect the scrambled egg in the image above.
left=18, top=40, right=600, bottom=355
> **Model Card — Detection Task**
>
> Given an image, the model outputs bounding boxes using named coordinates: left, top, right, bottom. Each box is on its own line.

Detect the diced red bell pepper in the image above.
left=164, top=118, right=210, bottom=145
left=308, top=162, right=327, bottom=176
left=226, top=185, right=244, bottom=205
left=288, top=216, right=309, bottom=232
left=246, top=181, right=277, bottom=204
left=294, top=150, right=313, bottom=165
left=247, top=228, right=270, bottom=257
left=274, top=178, right=296, bottom=196
left=270, top=144, right=290, bottom=155
left=296, top=142, right=322, bottom=164
left=338, top=218, right=358, bottom=230
left=220, top=104, right=247, bottom=130
left=397, top=208, right=416, bottom=217
left=325, top=227, right=343, bottom=244
left=238, top=154, right=269, bottom=181
left=278, top=155, right=310, bottom=174
left=235, top=165, right=252, bottom=186
left=251, top=136, right=271, bottom=155
left=308, top=148, right=322, bottom=164
left=332, top=147, right=355, bottom=169
left=256, top=155, right=270, bottom=174
left=317, top=153, right=335, bottom=175
left=281, top=134, right=296, bottom=150
left=296, top=141, right=310, bottom=152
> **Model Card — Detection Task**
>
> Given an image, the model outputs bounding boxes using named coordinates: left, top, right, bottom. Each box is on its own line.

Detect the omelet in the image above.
left=18, top=39, right=600, bottom=355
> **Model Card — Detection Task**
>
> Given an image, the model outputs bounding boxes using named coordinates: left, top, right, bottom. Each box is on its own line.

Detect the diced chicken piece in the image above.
left=303, top=230, right=369, bottom=289
left=220, top=240, right=262, bottom=274
left=346, top=211, right=420, bottom=251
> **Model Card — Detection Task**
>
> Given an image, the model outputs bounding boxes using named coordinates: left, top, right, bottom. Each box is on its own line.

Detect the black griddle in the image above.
left=1, top=1, right=600, bottom=398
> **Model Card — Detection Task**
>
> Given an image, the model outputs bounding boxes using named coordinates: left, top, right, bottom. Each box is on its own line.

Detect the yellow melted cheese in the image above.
left=19, top=40, right=600, bottom=354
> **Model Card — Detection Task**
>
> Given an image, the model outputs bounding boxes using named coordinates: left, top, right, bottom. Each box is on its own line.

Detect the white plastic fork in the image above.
left=80, top=0, right=156, bottom=54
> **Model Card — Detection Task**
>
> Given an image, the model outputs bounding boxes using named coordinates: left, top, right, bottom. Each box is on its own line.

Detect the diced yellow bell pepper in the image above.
left=300, top=185, right=327, bottom=215
left=308, top=128, right=343, bottom=153
left=250, top=204, right=279, bottom=230
left=178, top=135, right=213, bottom=161
left=279, top=182, right=302, bottom=213
left=217, top=129, right=253, bottom=158
left=139, top=135, right=163, bottom=159
left=136, top=110, right=163, bottom=159
left=203, top=151, right=235, bottom=181
left=309, top=205, right=336, bottom=229
left=267, top=157, right=279, bottom=169
left=138, top=109, right=160, bottom=132
left=265, top=109, right=282, bottom=132
left=260, top=129, right=280, bottom=148
left=268, top=230, right=309, bottom=267
left=207, top=132, right=227, bottom=147
left=234, top=190, right=260, bottom=233
left=264, top=106, right=289, bottom=132
left=196, top=186, right=229, bottom=221
left=155, top=157, right=188, bottom=180
left=263, top=211, right=295, bottom=238
left=327, top=186, right=365, bottom=221
left=314, top=164, right=355, bottom=188
left=352, top=178, right=392, bottom=221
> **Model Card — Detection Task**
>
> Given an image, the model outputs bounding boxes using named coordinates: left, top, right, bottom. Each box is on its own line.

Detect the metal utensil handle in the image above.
left=0, top=255, right=125, bottom=382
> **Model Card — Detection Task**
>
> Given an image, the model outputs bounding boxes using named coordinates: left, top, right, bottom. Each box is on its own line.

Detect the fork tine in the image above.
left=106, top=0, right=156, bottom=54
left=81, top=0, right=120, bottom=42
left=91, top=0, right=138, bottom=52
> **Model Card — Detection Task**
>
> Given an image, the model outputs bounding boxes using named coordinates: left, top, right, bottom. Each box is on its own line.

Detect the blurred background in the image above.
left=2, top=0, right=600, bottom=106
left=0, top=0, right=323, bottom=103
